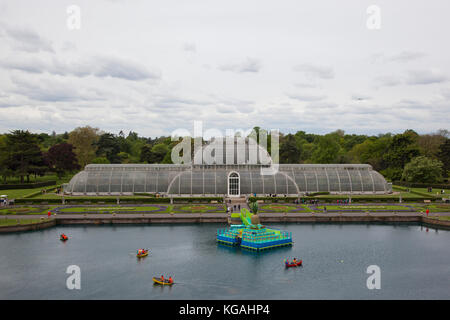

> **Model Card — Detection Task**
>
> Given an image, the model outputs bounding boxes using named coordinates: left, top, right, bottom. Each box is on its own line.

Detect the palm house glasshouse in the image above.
left=64, top=138, right=392, bottom=196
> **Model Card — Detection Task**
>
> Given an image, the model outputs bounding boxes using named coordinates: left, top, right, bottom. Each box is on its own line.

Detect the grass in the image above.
left=392, top=185, right=450, bottom=198
left=0, top=218, right=46, bottom=226
left=409, top=204, right=450, bottom=213
left=1, top=203, right=229, bottom=215
left=0, top=186, right=59, bottom=199
left=315, top=205, right=413, bottom=212
left=0, top=206, right=57, bottom=215
left=58, top=205, right=166, bottom=213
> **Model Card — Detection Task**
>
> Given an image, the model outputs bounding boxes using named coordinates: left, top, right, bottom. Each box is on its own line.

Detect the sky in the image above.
left=0, top=0, right=449, bottom=138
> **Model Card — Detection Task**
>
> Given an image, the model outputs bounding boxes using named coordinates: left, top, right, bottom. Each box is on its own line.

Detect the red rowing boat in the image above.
left=285, top=260, right=302, bottom=268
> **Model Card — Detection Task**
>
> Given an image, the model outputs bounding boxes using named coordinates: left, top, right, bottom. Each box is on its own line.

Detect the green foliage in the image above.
left=2, top=127, right=449, bottom=186
left=92, top=157, right=110, bottom=164
left=438, top=139, right=450, bottom=177
left=1, top=130, right=46, bottom=183
left=402, top=156, right=443, bottom=183
left=250, top=201, right=258, bottom=214
left=311, top=133, right=342, bottom=163
left=95, top=133, right=122, bottom=163
left=45, top=143, right=79, bottom=178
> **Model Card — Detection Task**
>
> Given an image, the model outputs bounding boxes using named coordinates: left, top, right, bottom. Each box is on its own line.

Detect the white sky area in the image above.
left=0, top=0, right=449, bottom=137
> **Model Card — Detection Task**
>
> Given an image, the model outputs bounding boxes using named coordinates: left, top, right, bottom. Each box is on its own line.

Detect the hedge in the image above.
left=0, top=181, right=56, bottom=190
left=173, top=197, right=223, bottom=203
left=13, top=196, right=223, bottom=205
left=248, top=196, right=436, bottom=203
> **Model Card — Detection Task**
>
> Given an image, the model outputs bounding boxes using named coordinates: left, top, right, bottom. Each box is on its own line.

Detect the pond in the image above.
left=0, top=223, right=449, bottom=299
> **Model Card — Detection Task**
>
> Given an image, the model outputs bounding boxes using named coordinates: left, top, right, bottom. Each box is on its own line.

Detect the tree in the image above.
left=45, top=143, right=80, bottom=178
left=68, top=126, right=99, bottom=168
left=310, top=134, right=342, bottom=163
left=140, top=144, right=153, bottom=163
left=0, top=135, right=13, bottom=183
left=417, top=134, right=446, bottom=159
left=402, top=156, right=443, bottom=183
left=349, top=135, right=391, bottom=171
left=2, top=130, right=45, bottom=183
left=279, top=134, right=300, bottom=164
left=92, top=157, right=110, bottom=164
left=437, top=139, right=450, bottom=178
left=382, top=130, right=420, bottom=180
left=150, top=143, right=170, bottom=163
left=95, top=133, right=121, bottom=163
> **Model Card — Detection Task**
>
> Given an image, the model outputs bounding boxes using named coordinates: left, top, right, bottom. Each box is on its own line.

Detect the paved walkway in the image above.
left=7, top=211, right=450, bottom=220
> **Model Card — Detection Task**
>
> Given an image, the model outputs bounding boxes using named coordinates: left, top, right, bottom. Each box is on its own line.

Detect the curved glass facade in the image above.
left=64, top=164, right=392, bottom=196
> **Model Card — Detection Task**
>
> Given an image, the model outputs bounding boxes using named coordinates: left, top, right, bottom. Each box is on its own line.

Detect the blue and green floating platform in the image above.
left=217, top=208, right=293, bottom=251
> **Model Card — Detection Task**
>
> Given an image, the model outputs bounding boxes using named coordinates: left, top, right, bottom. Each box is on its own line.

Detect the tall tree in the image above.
left=402, top=156, right=443, bottom=183
left=437, top=139, right=450, bottom=178
left=68, top=126, right=99, bottom=168
left=311, top=134, right=341, bottom=163
left=3, top=130, right=45, bottom=183
left=279, top=134, right=300, bottom=164
left=45, top=143, right=80, bottom=178
left=95, top=133, right=121, bottom=163
left=382, top=130, right=420, bottom=180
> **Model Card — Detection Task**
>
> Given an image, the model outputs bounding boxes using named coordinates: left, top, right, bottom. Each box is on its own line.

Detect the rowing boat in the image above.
left=285, top=260, right=302, bottom=268
left=152, top=277, right=173, bottom=285
left=137, top=250, right=149, bottom=258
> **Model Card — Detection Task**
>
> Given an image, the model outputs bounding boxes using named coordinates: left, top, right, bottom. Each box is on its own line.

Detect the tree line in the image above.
left=0, top=126, right=449, bottom=184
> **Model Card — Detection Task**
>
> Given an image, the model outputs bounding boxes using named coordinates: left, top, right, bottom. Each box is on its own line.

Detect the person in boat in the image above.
left=168, top=276, right=173, bottom=284
left=293, top=258, right=297, bottom=264
left=285, top=259, right=289, bottom=265
left=161, top=275, right=164, bottom=282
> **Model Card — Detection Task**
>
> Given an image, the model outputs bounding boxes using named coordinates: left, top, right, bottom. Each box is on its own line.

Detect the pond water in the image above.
left=0, top=223, right=449, bottom=299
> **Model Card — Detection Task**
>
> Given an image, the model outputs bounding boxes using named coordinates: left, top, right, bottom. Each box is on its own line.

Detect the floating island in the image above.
left=217, top=208, right=293, bottom=251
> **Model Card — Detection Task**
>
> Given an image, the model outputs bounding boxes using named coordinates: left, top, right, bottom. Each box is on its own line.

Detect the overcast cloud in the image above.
left=0, top=0, right=449, bottom=137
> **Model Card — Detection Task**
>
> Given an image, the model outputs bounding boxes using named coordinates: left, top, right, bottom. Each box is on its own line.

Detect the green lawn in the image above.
left=316, top=192, right=425, bottom=199
left=409, top=204, right=450, bottom=213
left=0, top=186, right=60, bottom=199
left=58, top=205, right=169, bottom=213
left=315, top=205, right=413, bottom=211
left=0, top=218, right=46, bottom=226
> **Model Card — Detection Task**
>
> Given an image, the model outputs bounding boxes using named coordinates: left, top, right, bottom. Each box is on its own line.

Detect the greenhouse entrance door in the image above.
left=228, top=172, right=240, bottom=197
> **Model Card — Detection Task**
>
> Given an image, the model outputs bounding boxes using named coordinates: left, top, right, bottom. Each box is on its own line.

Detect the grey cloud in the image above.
left=406, top=70, right=447, bottom=85
left=372, top=51, right=427, bottom=63
left=287, top=93, right=326, bottom=102
left=10, top=75, right=106, bottom=102
left=219, top=58, right=262, bottom=73
left=374, top=75, right=402, bottom=87
left=351, top=94, right=371, bottom=101
left=389, top=51, right=426, bottom=62
left=292, top=64, right=334, bottom=79
left=1, top=24, right=54, bottom=53
left=182, top=42, right=197, bottom=53
left=0, top=55, right=161, bottom=81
